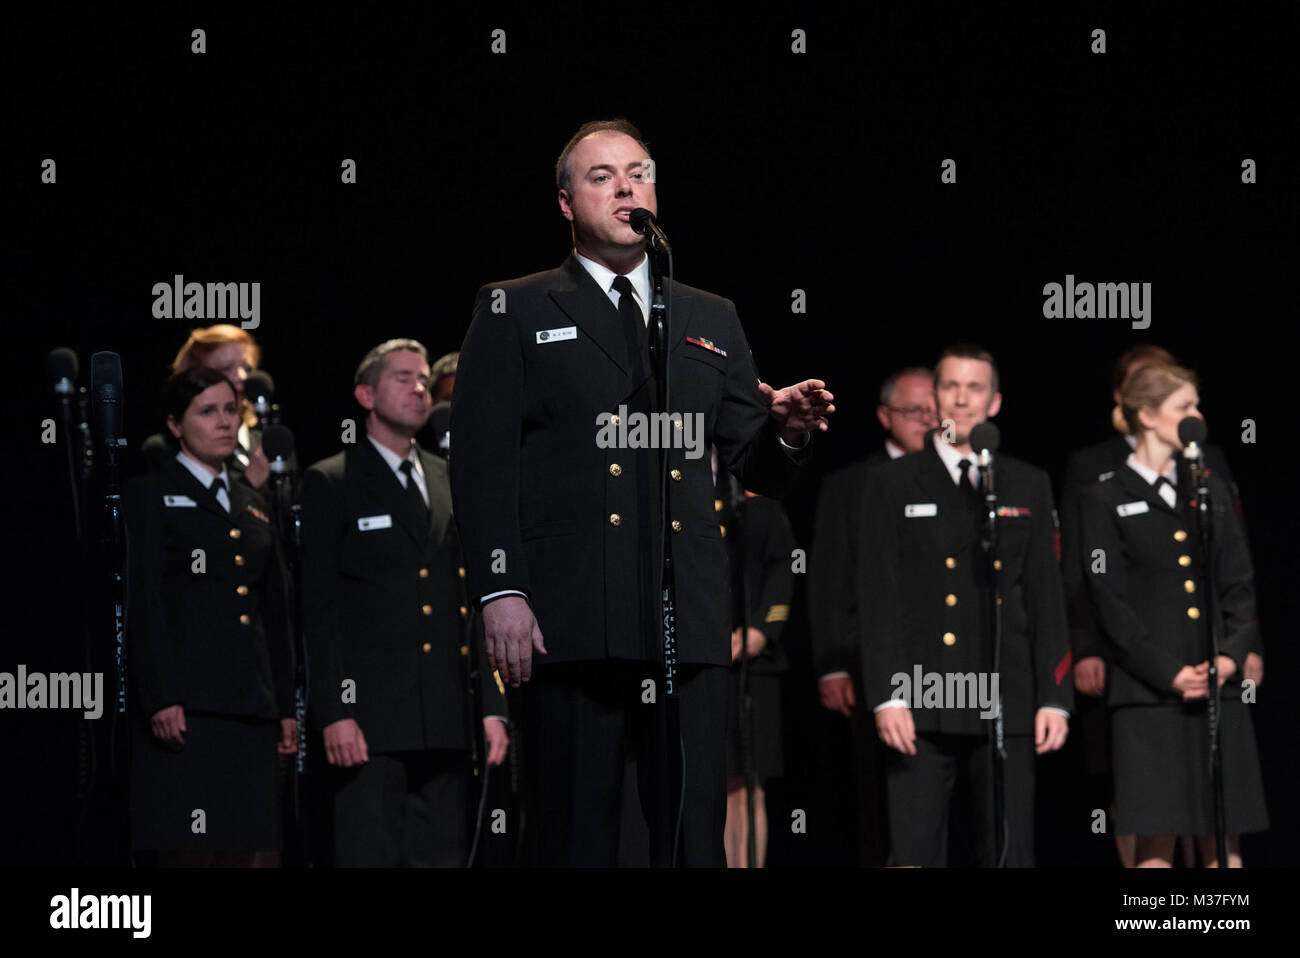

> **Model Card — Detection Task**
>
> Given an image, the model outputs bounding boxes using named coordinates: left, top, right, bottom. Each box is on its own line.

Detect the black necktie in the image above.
left=400, top=460, right=429, bottom=524
left=611, top=275, right=648, bottom=375
left=1155, top=475, right=1176, bottom=507
left=208, top=475, right=228, bottom=511
left=957, top=458, right=980, bottom=510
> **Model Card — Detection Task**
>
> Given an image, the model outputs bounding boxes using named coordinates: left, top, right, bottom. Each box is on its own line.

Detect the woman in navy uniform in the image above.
left=718, top=464, right=797, bottom=868
left=1079, top=364, right=1266, bottom=867
left=141, top=325, right=273, bottom=489
left=125, top=367, right=296, bottom=866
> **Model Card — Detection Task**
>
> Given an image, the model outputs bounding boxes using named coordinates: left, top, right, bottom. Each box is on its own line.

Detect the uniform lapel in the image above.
left=417, top=446, right=451, bottom=554
left=548, top=253, right=632, bottom=376
left=1115, top=464, right=1181, bottom=518
left=357, top=437, right=427, bottom=549
left=164, top=456, right=234, bottom=525
left=916, top=441, right=980, bottom=554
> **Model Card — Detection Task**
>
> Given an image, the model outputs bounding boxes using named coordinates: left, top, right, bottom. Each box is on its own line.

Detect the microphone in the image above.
left=1178, top=416, right=1207, bottom=462
left=970, top=422, right=1000, bottom=468
left=90, top=352, right=124, bottom=449
left=428, top=401, right=452, bottom=459
left=262, top=424, right=295, bottom=476
left=629, top=208, right=671, bottom=256
left=49, top=347, right=79, bottom=402
left=246, top=370, right=277, bottom=424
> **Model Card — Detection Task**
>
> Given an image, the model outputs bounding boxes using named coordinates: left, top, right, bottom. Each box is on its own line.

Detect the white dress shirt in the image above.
left=176, top=451, right=231, bottom=512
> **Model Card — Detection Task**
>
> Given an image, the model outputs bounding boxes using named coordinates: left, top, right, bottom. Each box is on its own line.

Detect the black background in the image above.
left=5, top=5, right=1296, bottom=869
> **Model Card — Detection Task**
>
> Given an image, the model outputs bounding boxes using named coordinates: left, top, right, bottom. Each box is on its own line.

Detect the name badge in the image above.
left=358, top=514, right=393, bottom=531
left=536, top=326, right=576, bottom=344
left=1116, top=501, right=1149, bottom=517
left=904, top=503, right=938, bottom=518
left=164, top=495, right=197, bottom=507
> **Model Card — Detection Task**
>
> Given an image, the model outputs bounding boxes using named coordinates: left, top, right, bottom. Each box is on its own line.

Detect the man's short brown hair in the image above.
left=935, top=344, right=999, bottom=393
left=555, top=119, right=650, bottom=197
left=354, top=339, right=429, bottom=388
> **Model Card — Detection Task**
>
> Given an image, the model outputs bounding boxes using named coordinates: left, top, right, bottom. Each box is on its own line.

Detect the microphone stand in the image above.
left=1188, top=451, right=1228, bottom=866
left=101, top=431, right=129, bottom=773
left=648, top=241, right=683, bottom=867
left=976, top=454, right=1007, bottom=867
left=729, top=475, right=758, bottom=868
left=269, top=449, right=310, bottom=866
left=463, top=605, right=491, bottom=868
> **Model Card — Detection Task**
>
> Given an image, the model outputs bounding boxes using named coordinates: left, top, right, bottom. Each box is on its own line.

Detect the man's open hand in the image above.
left=758, top=379, right=835, bottom=445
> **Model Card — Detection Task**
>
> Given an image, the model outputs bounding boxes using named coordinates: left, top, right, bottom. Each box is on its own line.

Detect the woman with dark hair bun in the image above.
left=124, top=367, right=296, bottom=866
left=1079, top=364, right=1267, bottom=867
left=141, top=324, right=272, bottom=488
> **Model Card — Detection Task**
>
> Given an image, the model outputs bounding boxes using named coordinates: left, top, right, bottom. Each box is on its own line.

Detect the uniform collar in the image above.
left=932, top=432, right=975, bottom=484
left=175, top=450, right=229, bottom=489
left=1125, top=451, right=1176, bottom=486
left=367, top=433, right=422, bottom=479
left=575, top=249, right=651, bottom=323
left=885, top=438, right=905, bottom=460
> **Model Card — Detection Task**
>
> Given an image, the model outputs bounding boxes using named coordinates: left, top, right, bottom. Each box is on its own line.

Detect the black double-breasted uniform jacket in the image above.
left=856, top=440, right=1074, bottom=736
left=714, top=477, right=797, bottom=676
left=808, top=448, right=892, bottom=677
left=1059, top=434, right=1251, bottom=664
left=1077, top=465, right=1259, bottom=707
left=123, top=456, right=294, bottom=722
left=297, top=438, right=506, bottom=754
left=449, top=253, right=809, bottom=667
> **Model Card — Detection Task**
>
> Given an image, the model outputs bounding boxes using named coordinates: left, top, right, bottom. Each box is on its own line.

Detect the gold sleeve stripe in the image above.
left=765, top=605, right=790, bottom=624
left=494, top=670, right=506, bottom=696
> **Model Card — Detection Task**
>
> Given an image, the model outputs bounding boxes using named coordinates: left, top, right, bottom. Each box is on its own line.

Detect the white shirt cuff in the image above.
left=819, top=671, right=851, bottom=683
left=480, top=589, right=527, bottom=605
left=873, top=699, right=909, bottom=713
left=1039, top=706, right=1071, bottom=719
left=777, top=431, right=810, bottom=451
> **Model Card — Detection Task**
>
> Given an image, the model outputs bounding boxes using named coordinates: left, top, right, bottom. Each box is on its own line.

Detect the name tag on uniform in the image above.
left=164, top=495, right=197, bottom=507
left=1116, top=501, right=1149, bottom=517
left=536, top=326, right=576, bottom=344
left=358, top=514, right=393, bottom=531
left=904, top=503, right=938, bottom=518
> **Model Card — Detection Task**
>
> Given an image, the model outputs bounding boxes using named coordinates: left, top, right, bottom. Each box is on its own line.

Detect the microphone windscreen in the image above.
left=48, top=347, right=79, bottom=382
left=261, top=424, right=294, bottom=460
left=628, top=208, right=653, bottom=235
left=245, top=369, right=275, bottom=398
left=91, top=351, right=122, bottom=391
left=970, top=421, right=1000, bottom=454
left=1177, top=416, right=1207, bottom=445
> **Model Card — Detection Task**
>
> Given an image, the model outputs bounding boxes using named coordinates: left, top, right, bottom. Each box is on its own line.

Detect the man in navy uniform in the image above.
left=299, top=339, right=508, bottom=866
left=450, top=119, right=833, bottom=866
left=857, top=344, right=1072, bottom=866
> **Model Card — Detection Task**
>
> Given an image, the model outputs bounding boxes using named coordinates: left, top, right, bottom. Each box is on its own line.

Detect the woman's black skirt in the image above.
left=131, top=710, right=283, bottom=852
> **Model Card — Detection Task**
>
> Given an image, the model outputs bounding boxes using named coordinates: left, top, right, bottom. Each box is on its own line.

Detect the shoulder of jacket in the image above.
left=305, top=450, right=348, bottom=478
left=669, top=278, right=734, bottom=312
